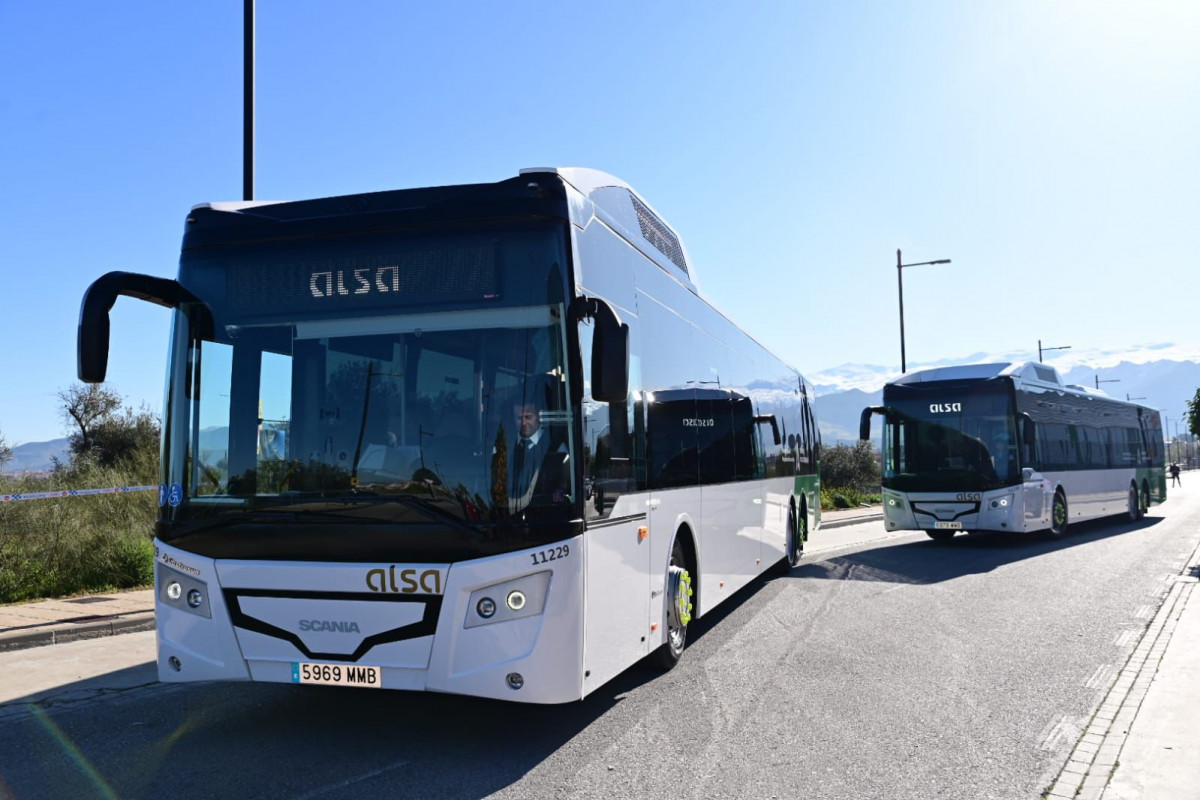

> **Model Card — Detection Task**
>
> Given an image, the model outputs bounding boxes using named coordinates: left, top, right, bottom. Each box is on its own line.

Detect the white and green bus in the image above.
left=860, top=362, right=1165, bottom=540
left=78, top=168, right=821, bottom=703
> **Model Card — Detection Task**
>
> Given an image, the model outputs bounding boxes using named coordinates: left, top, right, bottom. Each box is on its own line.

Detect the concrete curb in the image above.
left=820, top=513, right=884, bottom=530
left=0, top=612, right=156, bottom=653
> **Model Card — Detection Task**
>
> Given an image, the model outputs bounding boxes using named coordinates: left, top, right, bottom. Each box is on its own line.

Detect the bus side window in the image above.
left=697, top=395, right=735, bottom=484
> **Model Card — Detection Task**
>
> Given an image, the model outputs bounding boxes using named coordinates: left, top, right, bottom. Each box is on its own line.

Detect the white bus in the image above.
left=860, top=362, right=1166, bottom=540
left=78, top=167, right=822, bottom=703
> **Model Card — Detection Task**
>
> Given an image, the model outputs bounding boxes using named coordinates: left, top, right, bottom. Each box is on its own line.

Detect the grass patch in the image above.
left=1, top=459, right=156, bottom=604
left=820, top=487, right=881, bottom=511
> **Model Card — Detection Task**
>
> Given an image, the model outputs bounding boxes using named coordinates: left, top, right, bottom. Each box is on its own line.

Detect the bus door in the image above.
left=580, top=327, right=649, bottom=694
left=1019, top=414, right=1047, bottom=529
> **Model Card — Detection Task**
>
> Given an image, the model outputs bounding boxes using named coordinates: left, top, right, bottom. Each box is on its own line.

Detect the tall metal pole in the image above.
left=243, top=0, right=255, bottom=201
left=897, top=249, right=907, bottom=373
left=1038, top=339, right=1042, bottom=362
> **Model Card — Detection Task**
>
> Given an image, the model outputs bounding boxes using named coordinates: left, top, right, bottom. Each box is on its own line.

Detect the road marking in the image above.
left=292, top=760, right=410, bottom=799
left=1039, top=715, right=1082, bottom=751
left=1084, top=664, right=1115, bottom=690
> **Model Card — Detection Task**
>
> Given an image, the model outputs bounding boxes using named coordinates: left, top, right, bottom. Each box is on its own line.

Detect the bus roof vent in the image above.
left=1033, top=365, right=1059, bottom=382
left=631, top=195, right=688, bottom=275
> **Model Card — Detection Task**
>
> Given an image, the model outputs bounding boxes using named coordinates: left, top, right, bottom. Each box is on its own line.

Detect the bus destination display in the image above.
left=226, top=241, right=499, bottom=315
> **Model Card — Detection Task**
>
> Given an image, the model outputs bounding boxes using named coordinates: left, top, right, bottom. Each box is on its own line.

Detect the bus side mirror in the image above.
left=754, top=414, right=781, bottom=445
left=78, top=271, right=212, bottom=383
left=573, top=296, right=629, bottom=404
left=860, top=406, right=883, bottom=441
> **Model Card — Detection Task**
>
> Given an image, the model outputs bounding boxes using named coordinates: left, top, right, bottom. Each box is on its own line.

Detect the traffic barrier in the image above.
left=1, top=485, right=158, bottom=503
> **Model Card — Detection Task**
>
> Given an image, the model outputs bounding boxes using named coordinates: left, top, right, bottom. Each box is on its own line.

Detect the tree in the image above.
left=58, top=383, right=159, bottom=469
left=820, top=440, right=882, bottom=494
left=0, top=428, right=12, bottom=469
left=58, top=383, right=121, bottom=457
left=1188, top=388, right=1200, bottom=438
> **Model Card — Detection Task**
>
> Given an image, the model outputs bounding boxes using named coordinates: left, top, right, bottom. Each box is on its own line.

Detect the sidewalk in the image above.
left=819, top=503, right=884, bottom=529
left=1046, top=482, right=1200, bottom=800
left=0, top=588, right=154, bottom=652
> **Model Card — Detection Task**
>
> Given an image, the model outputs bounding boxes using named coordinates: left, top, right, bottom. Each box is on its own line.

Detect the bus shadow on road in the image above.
left=789, top=515, right=1165, bottom=587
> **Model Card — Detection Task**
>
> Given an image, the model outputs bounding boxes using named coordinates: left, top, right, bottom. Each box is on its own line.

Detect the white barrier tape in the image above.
left=1, top=485, right=158, bottom=503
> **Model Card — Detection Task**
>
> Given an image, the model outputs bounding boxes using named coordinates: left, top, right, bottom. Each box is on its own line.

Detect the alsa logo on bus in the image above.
left=365, top=566, right=444, bottom=595
left=929, top=403, right=963, bottom=414
left=310, top=267, right=401, bottom=299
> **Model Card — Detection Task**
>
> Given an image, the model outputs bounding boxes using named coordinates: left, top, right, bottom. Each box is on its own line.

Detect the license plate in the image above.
left=934, top=521, right=962, bottom=530
left=292, top=662, right=382, bottom=689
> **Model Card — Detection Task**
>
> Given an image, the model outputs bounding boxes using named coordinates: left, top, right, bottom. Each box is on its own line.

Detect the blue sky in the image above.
left=2, top=1, right=1198, bottom=444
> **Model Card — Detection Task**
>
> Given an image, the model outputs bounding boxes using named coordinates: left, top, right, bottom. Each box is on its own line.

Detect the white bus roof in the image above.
left=892, top=362, right=1159, bottom=407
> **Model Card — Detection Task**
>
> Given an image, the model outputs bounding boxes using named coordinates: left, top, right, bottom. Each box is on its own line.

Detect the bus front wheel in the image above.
left=652, top=537, right=694, bottom=671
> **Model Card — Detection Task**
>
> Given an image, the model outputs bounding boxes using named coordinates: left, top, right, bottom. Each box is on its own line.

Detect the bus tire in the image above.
left=1141, top=481, right=1151, bottom=515
left=652, top=536, right=694, bottom=671
left=926, top=529, right=956, bottom=542
left=1048, top=490, right=1068, bottom=538
left=1128, top=483, right=1142, bottom=521
left=784, top=500, right=804, bottom=569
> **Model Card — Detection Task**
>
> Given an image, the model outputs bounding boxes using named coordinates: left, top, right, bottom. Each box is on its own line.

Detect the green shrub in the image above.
left=0, top=453, right=157, bottom=604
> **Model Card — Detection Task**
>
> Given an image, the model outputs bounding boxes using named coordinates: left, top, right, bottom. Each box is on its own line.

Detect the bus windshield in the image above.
left=882, top=382, right=1018, bottom=492
left=166, top=306, right=574, bottom=525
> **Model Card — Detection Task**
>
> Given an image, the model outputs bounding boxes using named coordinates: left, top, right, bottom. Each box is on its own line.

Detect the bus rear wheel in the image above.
left=788, top=503, right=806, bottom=567
left=652, top=538, right=694, bottom=671
left=1128, top=483, right=1143, bottom=521
left=1048, top=491, right=1068, bottom=538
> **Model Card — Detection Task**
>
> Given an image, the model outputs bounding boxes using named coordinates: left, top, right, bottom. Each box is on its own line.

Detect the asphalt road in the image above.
left=2, top=487, right=1197, bottom=800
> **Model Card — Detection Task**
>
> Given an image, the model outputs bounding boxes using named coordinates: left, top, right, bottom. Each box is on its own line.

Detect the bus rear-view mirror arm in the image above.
left=754, top=414, right=781, bottom=446
left=78, top=271, right=213, bottom=383
left=860, top=406, right=884, bottom=441
left=570, top=295, right=629, bottom=404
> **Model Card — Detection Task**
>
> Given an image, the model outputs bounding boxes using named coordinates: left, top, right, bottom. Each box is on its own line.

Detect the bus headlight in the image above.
left=465, top=571, right=551, bottom=629
left=156, top=563, right=212, bottom=619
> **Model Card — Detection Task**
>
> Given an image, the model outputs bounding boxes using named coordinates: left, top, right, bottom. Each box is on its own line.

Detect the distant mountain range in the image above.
left=2, top=438, right=70, bottom=475
left=810, top=343, right=1200, bottom=445
left=4, top=345, right=1197, bottom=471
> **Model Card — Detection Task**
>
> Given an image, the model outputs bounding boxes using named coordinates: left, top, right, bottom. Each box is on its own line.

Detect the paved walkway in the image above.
left=2, top=498, right=1196, bottom=799
left=0, top=588, right=155, bottom=652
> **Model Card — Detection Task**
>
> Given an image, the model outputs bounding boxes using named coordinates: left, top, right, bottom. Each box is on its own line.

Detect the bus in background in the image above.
left=860, top=362, right=1165, bottom=541
left=78, top=167, right=820, bottom=703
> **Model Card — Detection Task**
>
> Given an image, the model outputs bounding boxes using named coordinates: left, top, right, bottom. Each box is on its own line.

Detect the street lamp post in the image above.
left=1038, top=340, right=1071, bottom=362
left=244, top=0, right=254, bottom=201
left=897, top=249, right=952, bottom=373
